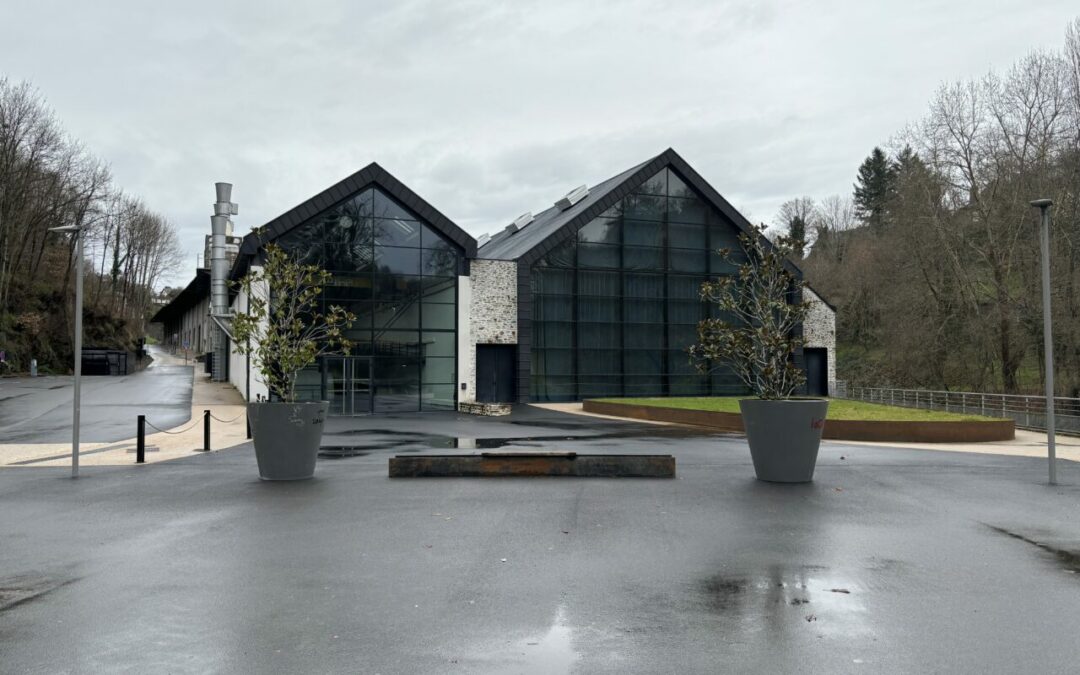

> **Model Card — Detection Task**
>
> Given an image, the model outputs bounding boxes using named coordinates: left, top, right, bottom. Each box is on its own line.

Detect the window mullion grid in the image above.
left=619, top=213, right=626, bottom=398
left=572, top=240, right=579, bottom=402
left=662, top=204, right=670, bottom=397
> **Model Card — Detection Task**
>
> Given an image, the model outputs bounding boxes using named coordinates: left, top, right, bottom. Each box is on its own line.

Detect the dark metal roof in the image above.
left=476, top=147, right=805, bottom=278
left=477, top=158, right=650, bottom=261
left=150, top=268, right=209, bottom=325
left=230, top=162, right=477, bottom=281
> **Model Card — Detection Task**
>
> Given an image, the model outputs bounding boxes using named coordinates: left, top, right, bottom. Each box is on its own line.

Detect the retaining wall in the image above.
left=582, top=400, right=1015, bottom=443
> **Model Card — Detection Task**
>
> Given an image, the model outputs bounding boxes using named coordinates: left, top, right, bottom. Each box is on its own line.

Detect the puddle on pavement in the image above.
left=319, top=427, right=720, bottom=458
left=0, top=575, right=77, bottom=612
left=988, top=525, right=1080, bottom=574
left=318, top=447, right=372, bottom=458
left=700, top=566, right=868, bottom=637
left=508, top=420, right=606, bottom=430
left=469, top=605, right=579, bottom=673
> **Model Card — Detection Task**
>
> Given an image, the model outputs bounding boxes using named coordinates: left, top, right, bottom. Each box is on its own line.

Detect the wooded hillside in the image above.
left=0, top=78, right=182, bottom=374
left=781, top=19, right=1080, bottom=395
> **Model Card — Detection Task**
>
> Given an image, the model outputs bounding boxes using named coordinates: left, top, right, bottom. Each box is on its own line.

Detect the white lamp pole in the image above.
left=1030, top=199, right=1055, bottom=485
left=50, top=223, right=83, bottom=478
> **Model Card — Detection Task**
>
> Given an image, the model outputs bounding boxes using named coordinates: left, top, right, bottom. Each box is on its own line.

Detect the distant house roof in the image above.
left=476, top=147, right=804, bottom=278
left=230, top=162, right=477, bottom=281
left=150, top=268, right=209, bottom=325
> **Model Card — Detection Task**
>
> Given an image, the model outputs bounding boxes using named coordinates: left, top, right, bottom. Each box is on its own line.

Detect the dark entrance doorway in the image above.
left=326, top=356, right=373, bottom=415
left=804, top=348, right=828, bottom=396
left=476, top=345, right=516, bottom=403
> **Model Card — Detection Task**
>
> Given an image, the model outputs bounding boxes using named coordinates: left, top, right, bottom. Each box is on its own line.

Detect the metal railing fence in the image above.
left=841, top=385, right=1080, bottom=435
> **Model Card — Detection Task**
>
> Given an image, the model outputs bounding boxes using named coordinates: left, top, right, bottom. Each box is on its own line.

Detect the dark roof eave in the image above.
left=150, top=268, right=210, bottom=324
left=229, top=162, right=477, bottom=283
left=475, top=147, right=806, bottom=279
left=805, top=283, right=837, bottom=312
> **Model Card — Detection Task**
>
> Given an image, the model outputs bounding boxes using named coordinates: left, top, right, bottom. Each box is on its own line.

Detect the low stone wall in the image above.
left=582, top=400, right=1015, bottom=443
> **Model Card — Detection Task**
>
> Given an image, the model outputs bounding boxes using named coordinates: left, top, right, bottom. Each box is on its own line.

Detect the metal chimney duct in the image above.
left=215, top=182, right=232, bottom=205
left=209, top=184, right=237, bottom=382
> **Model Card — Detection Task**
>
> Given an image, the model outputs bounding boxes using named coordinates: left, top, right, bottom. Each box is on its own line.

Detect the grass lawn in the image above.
left=592, top=397, right=998, bottom=422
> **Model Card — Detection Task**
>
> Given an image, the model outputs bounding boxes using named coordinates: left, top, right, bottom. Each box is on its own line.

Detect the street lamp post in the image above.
left=1030, top=198, right=1056, bottom=485
left=50, top=223, right=83, bottom=478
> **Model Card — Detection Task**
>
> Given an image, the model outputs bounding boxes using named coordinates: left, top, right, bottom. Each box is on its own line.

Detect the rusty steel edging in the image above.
left=389, top=453, right=675, bottom=478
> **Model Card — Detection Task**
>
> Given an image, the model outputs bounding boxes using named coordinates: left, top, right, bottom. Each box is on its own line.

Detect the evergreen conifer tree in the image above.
left=788, top=215, right=807, bottom=258
left=775, top=197, right=814, bottom=258
left=853, top=147, right=894, bottom=229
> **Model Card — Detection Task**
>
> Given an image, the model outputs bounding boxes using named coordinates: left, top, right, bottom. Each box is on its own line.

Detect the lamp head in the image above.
left=48, top=224, right=81, bottom=233
left=1030, top=198, right=1053, bottom=209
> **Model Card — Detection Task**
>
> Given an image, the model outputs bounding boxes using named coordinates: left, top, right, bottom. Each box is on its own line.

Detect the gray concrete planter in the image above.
left=739, top=399, right=829, bottom=483
left=248, top=401, right=329, bottom=481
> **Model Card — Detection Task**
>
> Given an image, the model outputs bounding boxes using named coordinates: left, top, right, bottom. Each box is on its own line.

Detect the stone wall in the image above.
left=460, top=259, right=518, bottom=404
left=803, top=286, right=837, bottom=395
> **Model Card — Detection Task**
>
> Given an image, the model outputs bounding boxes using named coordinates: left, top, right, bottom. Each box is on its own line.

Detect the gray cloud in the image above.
left=2, top=0, right=1075, bottom=285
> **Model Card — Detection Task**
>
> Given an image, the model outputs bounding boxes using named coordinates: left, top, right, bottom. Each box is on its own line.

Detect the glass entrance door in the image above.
left=349, top=358, right=372, bottom=414
left=326, top=357, right=372, bottom=415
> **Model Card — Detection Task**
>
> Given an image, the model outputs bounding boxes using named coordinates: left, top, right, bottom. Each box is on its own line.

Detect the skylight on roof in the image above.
left=555, top=185, right=589, bottom=211
left=512, top=212, right=534, bottom=229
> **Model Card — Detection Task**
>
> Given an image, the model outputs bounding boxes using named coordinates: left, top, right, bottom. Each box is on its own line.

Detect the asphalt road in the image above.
left=0, top=358, right=192, bottom=444
left=2, top=407, right=1079, bottom=673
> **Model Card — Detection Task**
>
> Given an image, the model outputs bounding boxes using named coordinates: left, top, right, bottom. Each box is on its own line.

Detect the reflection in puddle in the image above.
left=317, top=446, right=371, bottom=458
left=701, top=566, right=869, bottom=638
left=319, top=427, right=721, bottom=457
left=473, top=605, right=579, bottom=674
left=988, top=525, right=1080, bottom=574
left=518, top=606, right=579, bottom=673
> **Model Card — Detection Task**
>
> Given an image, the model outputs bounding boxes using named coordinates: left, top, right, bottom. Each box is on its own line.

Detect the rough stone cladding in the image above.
left=469, top=260, right=518, bottom=344
left=803, top=287, right=837, bottom=394
left=461, top=259, right=518, bottom=404
left=458, top=402, right=513, bottom=416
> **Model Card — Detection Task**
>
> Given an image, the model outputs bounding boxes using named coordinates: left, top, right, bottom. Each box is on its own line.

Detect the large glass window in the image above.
left=273, top=186, right=461, bottom=413
left=529, top=167, right=750, bottom=401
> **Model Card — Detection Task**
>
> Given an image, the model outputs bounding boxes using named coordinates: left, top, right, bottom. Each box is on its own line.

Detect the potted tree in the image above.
left=231, top=243, right=355, bottom=480
left=690, top=225, right=828, bottom=482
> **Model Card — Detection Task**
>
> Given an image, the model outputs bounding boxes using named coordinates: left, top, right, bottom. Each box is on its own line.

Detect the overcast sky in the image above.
left=2, top=0, right=1076, bottom=287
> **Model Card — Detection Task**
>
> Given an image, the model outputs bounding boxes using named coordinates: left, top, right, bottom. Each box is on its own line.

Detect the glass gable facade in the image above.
left=530, top=168, right=748, bottom=401
left=276, top=186, right=461, bottom=413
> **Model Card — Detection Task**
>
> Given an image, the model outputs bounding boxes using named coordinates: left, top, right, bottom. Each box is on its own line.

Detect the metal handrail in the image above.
left=838, top=384, right=1080, bottom=434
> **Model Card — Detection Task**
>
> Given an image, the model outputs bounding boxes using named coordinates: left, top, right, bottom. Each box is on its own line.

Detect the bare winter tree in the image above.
left=0, top=77, right=183, bottom=371
left=791, top=19, right=1080, bottom=395
left=775, top=196, right=816, bottom=258
left=810, top=195, right=856, bottom=264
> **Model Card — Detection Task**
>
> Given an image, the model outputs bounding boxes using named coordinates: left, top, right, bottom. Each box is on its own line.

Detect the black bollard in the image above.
left=246, top=414, right=251, bottom=440
left=137, top=415, right=146, bottom=464
left=203, top=409, right=211, bottom=451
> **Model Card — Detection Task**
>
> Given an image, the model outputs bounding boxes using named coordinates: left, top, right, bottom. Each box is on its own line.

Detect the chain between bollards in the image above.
left=137, top=408, right=243, bottom=463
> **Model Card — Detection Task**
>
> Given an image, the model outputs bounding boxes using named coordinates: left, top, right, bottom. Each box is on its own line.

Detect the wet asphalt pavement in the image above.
left=0, top=361, right=193, bottom=444
left=2, top=406, right=1080, bottom=673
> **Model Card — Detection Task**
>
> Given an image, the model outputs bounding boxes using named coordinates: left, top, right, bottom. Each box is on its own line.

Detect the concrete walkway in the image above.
left=540, top=401, right=1080, bottom=463
left=0, top=347, right=248, bottom=468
